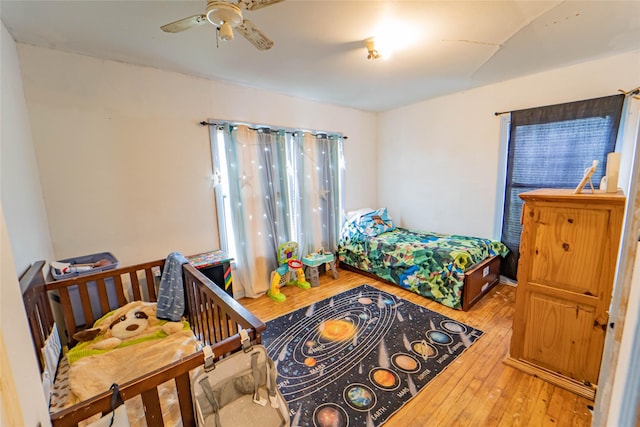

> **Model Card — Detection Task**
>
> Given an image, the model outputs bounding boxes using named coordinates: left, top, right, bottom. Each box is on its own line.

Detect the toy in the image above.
left=72, top=300, right=186, bottom=351
left=66, top=301, right=198, bottom=411
left=268, top=241, right=310, bottom=302
left=302, top=248, right=338, bottom=287
left=51, top=258, right=113, bottom=275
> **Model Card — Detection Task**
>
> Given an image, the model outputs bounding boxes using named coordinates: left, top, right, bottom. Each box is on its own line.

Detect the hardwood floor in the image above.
left=239, top=268, right=593, bottom=426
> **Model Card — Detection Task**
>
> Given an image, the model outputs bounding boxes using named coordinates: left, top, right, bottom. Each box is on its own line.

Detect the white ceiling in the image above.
left=2, top=0, right=639, bottom=112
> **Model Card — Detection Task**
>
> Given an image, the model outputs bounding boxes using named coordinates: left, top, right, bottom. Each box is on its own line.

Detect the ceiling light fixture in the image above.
left=364, top=38, right=380, bottom=60
left=206, top=2, right=242, bottom=42
left=218, top=21, right=234, bottom=41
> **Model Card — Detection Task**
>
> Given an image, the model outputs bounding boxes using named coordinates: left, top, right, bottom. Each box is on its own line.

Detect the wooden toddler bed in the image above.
left=22, top=257, right=266, bottom=427
left=338, top=208, right=509, bottom=311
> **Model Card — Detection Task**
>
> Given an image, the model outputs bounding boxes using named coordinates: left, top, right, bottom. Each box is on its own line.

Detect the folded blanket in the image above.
left=157, top=251, right=189, bottom=321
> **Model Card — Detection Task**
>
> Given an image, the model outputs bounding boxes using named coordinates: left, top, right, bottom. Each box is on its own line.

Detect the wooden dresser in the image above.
left=504, top=188, right=625, bottom=400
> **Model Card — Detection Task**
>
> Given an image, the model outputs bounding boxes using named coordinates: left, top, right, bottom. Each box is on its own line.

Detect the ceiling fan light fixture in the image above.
left=206, top=2, right=243, bottom=27
left=160, top=0, right=279, bottom=50
left=365, top=38, right=381, bottom=60
left=219, top=21, right=234, bottom=41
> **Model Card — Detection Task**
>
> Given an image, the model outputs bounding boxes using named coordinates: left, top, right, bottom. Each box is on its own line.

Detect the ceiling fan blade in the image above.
left=237, top=0, right=284, bottom=11
left=161, top=15, right=207, bottom=33
left=237, top=19, right=274, bottom=50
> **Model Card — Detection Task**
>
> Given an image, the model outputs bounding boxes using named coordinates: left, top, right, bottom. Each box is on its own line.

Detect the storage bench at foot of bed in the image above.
left=338, top=255, right=502, bottom=311
left=462, top=255, right=501, bottom=310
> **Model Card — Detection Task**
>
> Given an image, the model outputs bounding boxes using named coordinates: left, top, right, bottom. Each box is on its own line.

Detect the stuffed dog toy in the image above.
left=73, top=300, right=185, bottom=350
left=66, top=300, right=199, bottom=416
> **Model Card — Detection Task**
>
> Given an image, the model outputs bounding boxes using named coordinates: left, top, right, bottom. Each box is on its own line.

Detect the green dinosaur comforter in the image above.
left=338, top=221, right=508, bottom=310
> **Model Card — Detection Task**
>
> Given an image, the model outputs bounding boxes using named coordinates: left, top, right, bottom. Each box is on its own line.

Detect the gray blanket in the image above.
left=156, top=251, right=189, bottom=321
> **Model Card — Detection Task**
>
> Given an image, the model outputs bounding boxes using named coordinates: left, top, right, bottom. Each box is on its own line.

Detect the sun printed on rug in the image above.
left=262, top=284, right=484, bottom=427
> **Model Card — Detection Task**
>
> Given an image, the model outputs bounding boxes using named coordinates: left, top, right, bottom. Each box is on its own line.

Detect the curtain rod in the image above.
left=494, top=86, right=640, bottom=116
left=618, top=86, right=640, bottom=99
left=199, top=120, right=348, bottom=139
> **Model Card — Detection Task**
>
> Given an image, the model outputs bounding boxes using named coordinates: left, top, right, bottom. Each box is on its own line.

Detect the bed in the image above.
left=21, top=257, right=266, bottom=427
left=337, top=208, right=509, bottom=310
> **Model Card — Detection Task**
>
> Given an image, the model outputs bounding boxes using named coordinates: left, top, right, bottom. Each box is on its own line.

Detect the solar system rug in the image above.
left=261, top=284, right=483, bottom=427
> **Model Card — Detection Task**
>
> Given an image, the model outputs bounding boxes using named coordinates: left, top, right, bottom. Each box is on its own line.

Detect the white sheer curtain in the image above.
left=290, top=132, right=344, bottom=255
left=225, top=125, right=276, bottom=297
left=210, top=123, right=344, bottom=298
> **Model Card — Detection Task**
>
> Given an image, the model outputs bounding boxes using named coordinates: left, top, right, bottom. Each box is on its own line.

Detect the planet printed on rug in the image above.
left=262, top=284, right=484, bottom=427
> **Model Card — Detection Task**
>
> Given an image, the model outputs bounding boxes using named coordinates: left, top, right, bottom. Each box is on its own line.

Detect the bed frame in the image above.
left=339, top=255, right=501, bottom=311
left=21, top=258, right=266, bottom=427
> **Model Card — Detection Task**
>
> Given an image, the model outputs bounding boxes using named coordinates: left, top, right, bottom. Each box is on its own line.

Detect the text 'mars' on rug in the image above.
left=262, top=284, right=483, bottom=427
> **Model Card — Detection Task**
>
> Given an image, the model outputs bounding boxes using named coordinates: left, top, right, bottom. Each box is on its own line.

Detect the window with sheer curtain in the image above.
left=500, top=94, right=625, bottom=279
left=209, top=123, right=344, bottom=297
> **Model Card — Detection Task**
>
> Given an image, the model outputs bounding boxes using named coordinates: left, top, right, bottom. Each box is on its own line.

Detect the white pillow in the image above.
left=346, top=208, right=375, bottom=221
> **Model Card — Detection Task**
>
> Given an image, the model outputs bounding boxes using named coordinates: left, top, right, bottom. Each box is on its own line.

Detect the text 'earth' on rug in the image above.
left=262, top=284, right=483, bottom=427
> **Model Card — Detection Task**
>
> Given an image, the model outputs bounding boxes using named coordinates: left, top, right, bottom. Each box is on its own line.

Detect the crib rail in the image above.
left=46, top=259, right=166, bottom=344
left=20, top=260, right=54, bottom=373
left=50, top=332, right=263, bottom=427
left=183, top=263, right=265, bottom=346
left=46, top=262, right=265, bottom=427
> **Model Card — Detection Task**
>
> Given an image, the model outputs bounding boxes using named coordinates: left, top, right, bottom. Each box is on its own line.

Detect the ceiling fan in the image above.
left=160, top=0, right=283, bottom=50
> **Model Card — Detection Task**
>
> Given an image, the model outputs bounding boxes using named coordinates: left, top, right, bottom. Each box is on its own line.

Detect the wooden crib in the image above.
left=21, top=257, right=266, bottom=427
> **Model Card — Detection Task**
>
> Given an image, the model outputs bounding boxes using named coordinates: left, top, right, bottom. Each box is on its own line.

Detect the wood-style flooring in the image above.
left=239, top=268, right=593, bottom=427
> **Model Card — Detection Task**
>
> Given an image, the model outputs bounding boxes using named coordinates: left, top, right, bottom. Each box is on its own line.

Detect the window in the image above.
left=501, top=94, right=625, bottom=278
left=212, top=126, right=237, bottom=260
left=209, top=123, right=344, bottom=297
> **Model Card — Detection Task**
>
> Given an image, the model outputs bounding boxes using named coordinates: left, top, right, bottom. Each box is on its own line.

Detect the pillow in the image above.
left=346, top=208, right=375, bottom=221
left=354, top=208, right=395, bottom=236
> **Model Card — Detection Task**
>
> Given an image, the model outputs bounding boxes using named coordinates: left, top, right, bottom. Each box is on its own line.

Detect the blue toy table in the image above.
left=302, top=252, right=338, bottom=287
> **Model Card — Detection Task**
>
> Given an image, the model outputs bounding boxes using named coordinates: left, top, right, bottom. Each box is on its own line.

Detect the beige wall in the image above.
left=1, top=25, right=54, bottom=279
left=377, top=50, right=640, bottom=239
left=16, top=44, right=378, bottom=267
left=1, top=22, right=52, bottom=426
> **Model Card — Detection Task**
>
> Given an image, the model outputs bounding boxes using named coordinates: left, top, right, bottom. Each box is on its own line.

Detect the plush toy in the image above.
left=66, top=300, right=199, bottom=412
left=72, top=300, right=185, bottom=351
